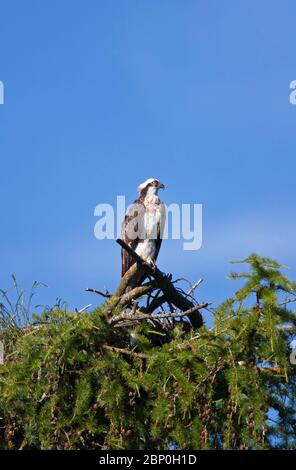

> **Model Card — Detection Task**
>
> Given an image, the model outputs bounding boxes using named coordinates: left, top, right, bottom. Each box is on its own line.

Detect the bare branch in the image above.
left=85, top=288, right=111, bottom=298
left=109, top=302, right=209, bottom=326
left=280, top=298, right=296, bottom=306
left=113, top=263, right=139, bottom=298
left=116, top=239, right=203, bottom=328
left=187, top=278, right=204, bottom=296
left=102, top=344, right=146, bottom=359
left=75, top=304, right=92, bottom=313
left=119, top=284, right=155, bottom=307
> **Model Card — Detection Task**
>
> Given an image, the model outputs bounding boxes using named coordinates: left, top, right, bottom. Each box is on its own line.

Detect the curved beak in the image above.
left=158, top=182, right=165, bottom=189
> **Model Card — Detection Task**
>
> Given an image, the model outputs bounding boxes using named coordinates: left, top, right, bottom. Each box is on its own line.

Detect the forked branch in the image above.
left=113, top=239, right=204, bottom=328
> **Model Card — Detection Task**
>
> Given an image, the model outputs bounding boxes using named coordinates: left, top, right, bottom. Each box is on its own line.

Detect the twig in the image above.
left=102, top=344, right=146, bottom=359
left=280, top=299, right=296, bottom=306
left=75, top=304, right=92, bottom=313
left=256, top=367, right=285, bottom=375
left=144, top=303, right=208, bottom=320
left=187, top=278, right=204, bottom=296
left=85, top=288, right=111, bottom=298
left=277, top=324, right=295, bottom=331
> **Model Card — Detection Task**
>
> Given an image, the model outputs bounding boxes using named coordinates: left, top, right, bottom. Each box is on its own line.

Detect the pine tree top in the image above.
left=0, top=254, right=295, bottom=450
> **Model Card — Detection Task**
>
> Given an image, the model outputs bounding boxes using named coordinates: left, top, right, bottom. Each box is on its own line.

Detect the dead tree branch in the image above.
left=187, top=278, right=204, bottom=296
left=109, top=302, right=209, bottom=327
left=115, top=239, right=203, bottom=328
left=102, top=344, right=146, bottom=359
left=85, top=288, right=111, bottom=298
left=119, top=283, right=155, bottom=307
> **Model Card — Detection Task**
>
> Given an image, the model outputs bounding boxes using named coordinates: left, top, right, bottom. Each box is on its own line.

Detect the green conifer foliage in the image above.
left=0, top=254, right=295, bottom=449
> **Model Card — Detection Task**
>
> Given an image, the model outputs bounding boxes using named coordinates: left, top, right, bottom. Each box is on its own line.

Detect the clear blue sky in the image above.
left=0, top=1, right=295, bottom=314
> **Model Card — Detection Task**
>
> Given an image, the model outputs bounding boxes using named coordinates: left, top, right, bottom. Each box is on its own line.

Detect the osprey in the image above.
left=121, top=178, right=166, bottom=281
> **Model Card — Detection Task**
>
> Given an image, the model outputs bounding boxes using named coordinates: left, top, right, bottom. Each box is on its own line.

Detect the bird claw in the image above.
left=147, top=258, right=156, bottom=270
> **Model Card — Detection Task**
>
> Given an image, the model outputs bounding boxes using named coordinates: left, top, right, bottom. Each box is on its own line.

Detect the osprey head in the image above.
left=138, top=178, right=165, bottom=195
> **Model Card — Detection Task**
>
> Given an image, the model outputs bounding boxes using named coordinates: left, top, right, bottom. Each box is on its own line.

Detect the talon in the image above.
left=147, top=258, right=156, bottom=269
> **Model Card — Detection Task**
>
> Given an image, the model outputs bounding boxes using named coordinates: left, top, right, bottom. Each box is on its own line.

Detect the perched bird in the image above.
left=121, top=178, right=166, bottom=281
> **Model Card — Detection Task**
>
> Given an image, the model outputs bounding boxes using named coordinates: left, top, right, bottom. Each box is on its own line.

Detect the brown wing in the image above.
left=154, top=201, right=166, bottom=262
left=121, top=198, right=145, bottom=277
